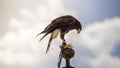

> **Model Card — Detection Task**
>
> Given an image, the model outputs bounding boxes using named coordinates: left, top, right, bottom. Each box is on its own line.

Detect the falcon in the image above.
left=37, top=15, right=82, bottom=53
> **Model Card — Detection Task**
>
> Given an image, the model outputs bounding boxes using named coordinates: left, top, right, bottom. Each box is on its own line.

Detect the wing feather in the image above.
left=44, top=16, right=75, bottom=32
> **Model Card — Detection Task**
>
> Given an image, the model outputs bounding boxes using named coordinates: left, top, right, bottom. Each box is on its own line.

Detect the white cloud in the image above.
left=66, top=17, right=120, bottom=68
left=1, top=0, right=120, bottom=68
left=0, top=0, right=76, bottom=68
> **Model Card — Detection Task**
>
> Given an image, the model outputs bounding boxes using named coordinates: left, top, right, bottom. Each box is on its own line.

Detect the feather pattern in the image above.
left=37, top=15, right=82, bottom=53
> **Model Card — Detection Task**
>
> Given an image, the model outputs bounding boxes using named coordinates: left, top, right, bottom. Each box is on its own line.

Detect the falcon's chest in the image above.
left=52, top=29, right=61, bottom=39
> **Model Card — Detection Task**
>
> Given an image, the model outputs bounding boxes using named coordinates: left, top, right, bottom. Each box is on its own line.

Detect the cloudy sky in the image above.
left=0, top=0, right=120, bottom=68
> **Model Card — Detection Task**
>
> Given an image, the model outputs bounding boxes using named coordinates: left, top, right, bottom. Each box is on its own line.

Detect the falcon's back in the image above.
left=44, top=15, right=80, bottom=33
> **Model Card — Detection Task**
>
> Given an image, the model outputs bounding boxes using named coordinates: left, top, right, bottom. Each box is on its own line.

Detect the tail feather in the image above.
left=46, top=35, right=53, bottom=53
left=39, top=33, right=49, bottom=41
left=36, top=31, right=46, bottom=37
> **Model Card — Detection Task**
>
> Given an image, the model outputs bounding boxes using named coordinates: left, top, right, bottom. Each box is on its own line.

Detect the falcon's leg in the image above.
left=60, top=32, right=65, bottom=42
left=60, top=33, right=66, bottom=47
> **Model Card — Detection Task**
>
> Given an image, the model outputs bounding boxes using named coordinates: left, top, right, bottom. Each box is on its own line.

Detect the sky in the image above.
left=0, top=0, right=120, bottom=68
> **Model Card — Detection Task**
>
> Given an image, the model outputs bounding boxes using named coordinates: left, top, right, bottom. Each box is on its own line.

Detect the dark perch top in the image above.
left=58, top=41, right=75, bottom=68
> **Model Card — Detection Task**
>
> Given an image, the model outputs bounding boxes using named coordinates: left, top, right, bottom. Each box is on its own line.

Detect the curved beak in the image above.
left=77, top=28, right=81, bottom=34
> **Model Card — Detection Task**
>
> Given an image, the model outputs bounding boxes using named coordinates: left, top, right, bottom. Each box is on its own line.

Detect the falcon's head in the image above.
left=75, top=20, right=82, bottom=34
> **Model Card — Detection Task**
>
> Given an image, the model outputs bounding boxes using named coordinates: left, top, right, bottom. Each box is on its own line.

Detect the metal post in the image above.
left=62, top=51, right=75, bottom=68
left=66, top=58, right=70, bottom=67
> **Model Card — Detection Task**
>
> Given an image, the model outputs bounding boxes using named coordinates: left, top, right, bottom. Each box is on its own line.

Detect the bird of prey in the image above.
left=37, top=15, right=82, bottom=53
